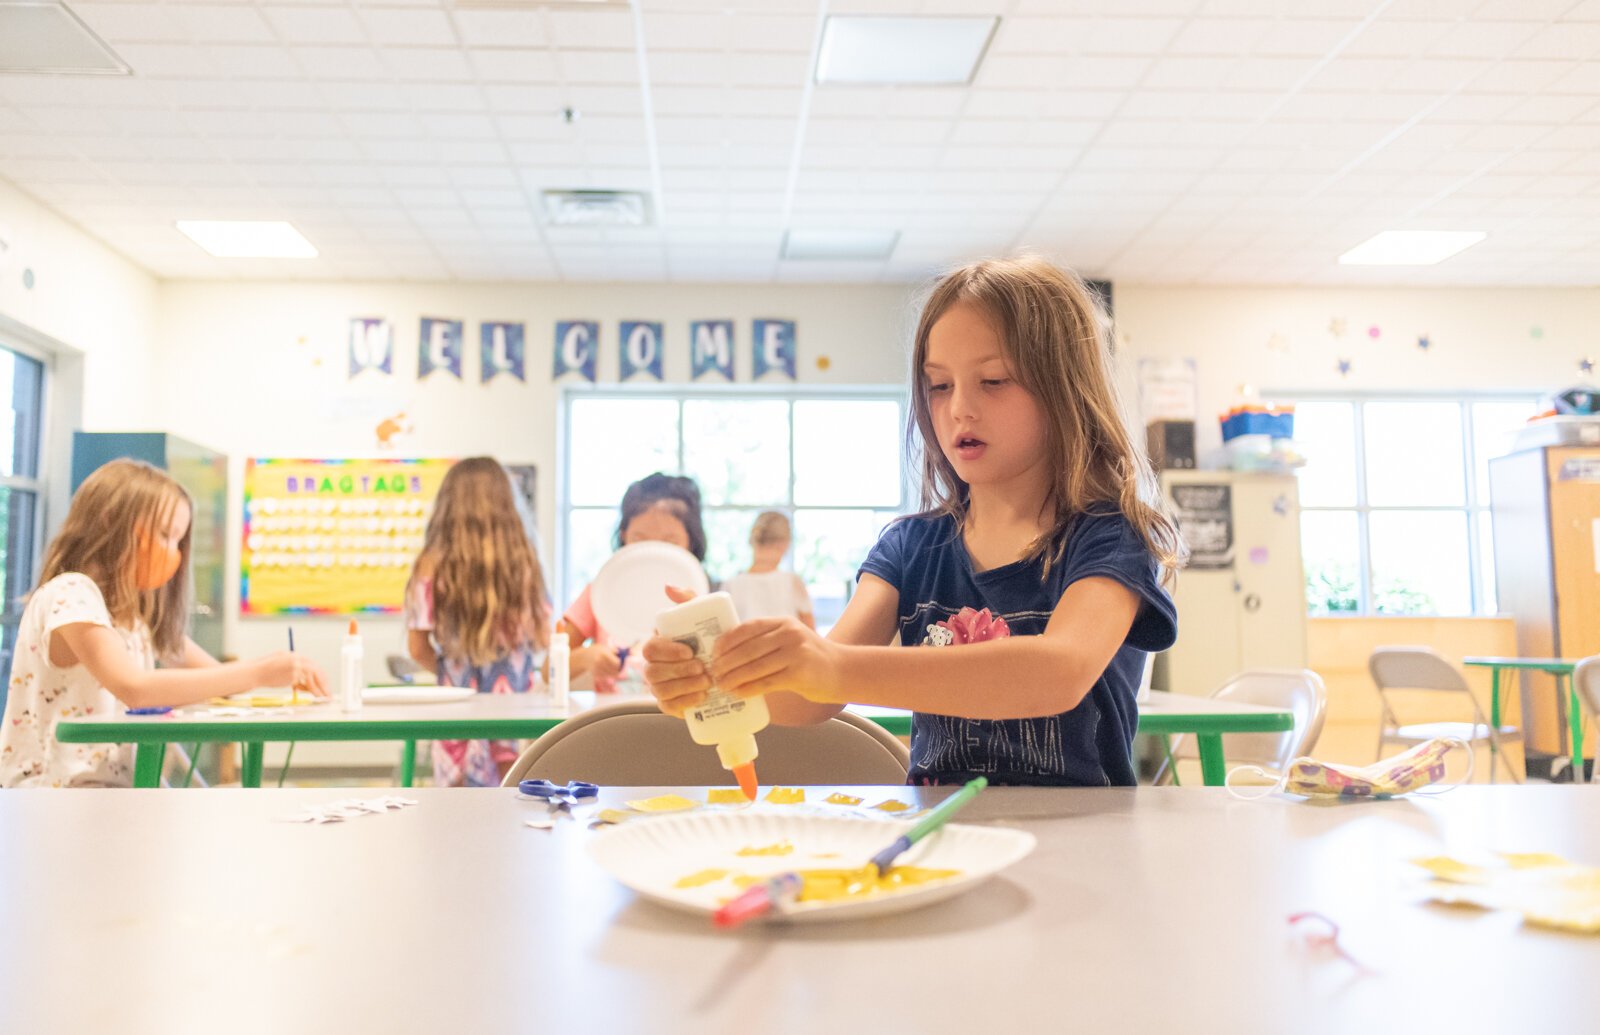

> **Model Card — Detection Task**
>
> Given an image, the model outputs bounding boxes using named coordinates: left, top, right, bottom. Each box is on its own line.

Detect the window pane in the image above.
left=793, top=509, right=901, bottom=630
left=703, top=508, right=760, bottom=587
left=0, top=487, right=36, bottom=714
left=1479, top=511, right=1498, bottom=615
left=1301, top=510, right=1360, bottom=615
left=1363, top=402, right=1465, bottom=506
left=564, top=507, right=620, bottom=607
left=1293, top=401, right=1357, bottom=507
left=683, top=400, right=790, bottom=506
left=1369, top=511, right=1471, bottom=616
left=794, top=400, right=902, bottom=507
left=568, top=399, right=679, bottom=507
left=1472, top=400, right=1539, bottom=507
left=0, top=349, right=43, bottom=479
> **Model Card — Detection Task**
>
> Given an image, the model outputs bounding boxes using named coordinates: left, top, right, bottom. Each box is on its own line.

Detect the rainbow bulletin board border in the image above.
left=241, top=458, right=453, bottom=616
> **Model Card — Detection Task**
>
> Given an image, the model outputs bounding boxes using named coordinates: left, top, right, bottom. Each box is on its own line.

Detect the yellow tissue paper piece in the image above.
left=873, top=799, right=912, bottom=813
left=1413, top=853, right=1600, bottom=934
left=764, top=787, right=805, bottom=804
left=706, top=788, right=749, bottom=805
left=593, top=809, right=637, bottom=825
left=737, top=840, right=795, bottom=857
left=674, top=869, right=732, bottom=889
left=625, top=795, right=698, bottom=813
left=823, top=793, right=864, bottom=806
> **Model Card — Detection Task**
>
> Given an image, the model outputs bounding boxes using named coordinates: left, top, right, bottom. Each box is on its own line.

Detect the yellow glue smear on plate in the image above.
left=872, top=799, right=912, bottom=813
left=823, top=793, right=863, bottom=806
left=729, top=866, right=961, bottom=903
left=674, top=869, right=732, bottom=889
left=764, top=787, right=805, bottom=805
left=736, top=840, right=795, bottom=857
left=706, top=789, right=749, bottom=805
left=625, top=794, right=698, bottom=813
left=1413, top=853, right=1600, bottom=934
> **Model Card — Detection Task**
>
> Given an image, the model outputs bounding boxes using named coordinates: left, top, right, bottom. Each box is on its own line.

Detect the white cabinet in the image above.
left=1154, top=471, right=1307, bottom=697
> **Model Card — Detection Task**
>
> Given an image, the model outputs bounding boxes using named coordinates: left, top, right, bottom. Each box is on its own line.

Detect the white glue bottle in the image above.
left=548, top=628, right=571, bottom=708
left=340, top=619, right=364, bottom=712
left=654, top=591, right=769, bottom=800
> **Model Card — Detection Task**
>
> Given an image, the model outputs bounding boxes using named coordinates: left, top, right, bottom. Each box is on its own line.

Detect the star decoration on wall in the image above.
left=1582, top=357, right=1595, bottom=376
left=1337, top=358, right=1353, bottom=377
left=1531, top=326, right=1545, bottom=340
left=1417, top=334, right=1431, bottom=351
left=1367, top=325, right=1381, bottom=339
left=1328, top=317, right=1348, bottom=338
left=1267, top=333, right=1289, bottom=352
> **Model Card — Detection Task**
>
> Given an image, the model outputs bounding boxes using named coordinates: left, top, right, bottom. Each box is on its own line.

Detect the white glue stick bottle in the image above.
left=340, top=619, right=364, bottom=712
left=655, top=591, right=769, bottom=800
left=549, top=628, right=571, bottom=708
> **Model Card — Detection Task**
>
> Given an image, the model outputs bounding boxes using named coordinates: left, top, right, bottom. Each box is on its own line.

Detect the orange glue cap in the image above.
left=733, top=762, right=759, bottom=801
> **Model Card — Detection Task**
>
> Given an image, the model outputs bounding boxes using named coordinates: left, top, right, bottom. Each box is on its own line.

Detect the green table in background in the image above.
left=60, top=691, right=1294, bottom=790
left=1463, top=656, right=1583, bottom=782
left=856, top=691, right=1296, bottom=787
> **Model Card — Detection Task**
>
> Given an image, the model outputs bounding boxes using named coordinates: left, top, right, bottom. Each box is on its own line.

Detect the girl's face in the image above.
left=622, top=501, right=691, bottom=552
left=135, top=497, right=190, bottom=591
left=924, top=301, right=1049, bottom=493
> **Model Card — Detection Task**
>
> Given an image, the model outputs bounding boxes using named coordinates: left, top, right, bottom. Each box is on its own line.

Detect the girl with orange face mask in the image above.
left=0, top=459, right=330, bottom=788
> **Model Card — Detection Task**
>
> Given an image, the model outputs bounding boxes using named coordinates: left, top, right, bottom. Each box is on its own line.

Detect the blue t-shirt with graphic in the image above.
left=858, top=509, right=1177, bottom=787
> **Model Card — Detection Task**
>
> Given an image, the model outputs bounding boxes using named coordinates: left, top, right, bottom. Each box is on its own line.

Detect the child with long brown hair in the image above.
left=644, top=255, right=1185, bottom=787
left=0, top=459, right=327, bottom=787
left=404, top=456, right=551, bottom=786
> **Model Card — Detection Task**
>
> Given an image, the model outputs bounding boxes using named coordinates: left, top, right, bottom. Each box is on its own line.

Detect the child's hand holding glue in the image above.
left=643, top=587, right=846, bottom=714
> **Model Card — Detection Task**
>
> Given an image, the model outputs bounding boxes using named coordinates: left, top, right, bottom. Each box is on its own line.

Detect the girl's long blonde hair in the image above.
left=409, top=457, right=550, bottom=666
left=908, top=255, right=1187, bottom=578
left=39, top=459, right=193, bottom=660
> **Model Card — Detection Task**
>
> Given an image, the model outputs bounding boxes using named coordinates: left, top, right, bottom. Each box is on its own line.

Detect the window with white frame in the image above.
left=0, top=342, right=47, bottom=709
left=559, top=388, right=910, bottom=629
left=1292, top=395, right=1540, bottom=617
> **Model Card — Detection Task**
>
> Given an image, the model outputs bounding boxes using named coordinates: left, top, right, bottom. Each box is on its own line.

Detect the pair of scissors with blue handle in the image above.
left=518, top=779, right=599, bottom=809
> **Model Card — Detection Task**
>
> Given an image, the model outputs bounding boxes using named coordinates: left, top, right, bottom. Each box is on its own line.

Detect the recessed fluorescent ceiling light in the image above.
left=542, top=189, right=649, bottom=226
left=176, top=221, right=317, bottom=258
left=782, top=229, right=899, bottom=261
left=816, top=16, right=998, bottom=85
left=1338, top=230, right=1487, bottom=266
left=0, top=2, right=130, bottom=75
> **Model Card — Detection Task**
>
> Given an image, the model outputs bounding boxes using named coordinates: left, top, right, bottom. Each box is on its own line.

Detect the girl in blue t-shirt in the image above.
left=644, top=256, right=1187, bottom=785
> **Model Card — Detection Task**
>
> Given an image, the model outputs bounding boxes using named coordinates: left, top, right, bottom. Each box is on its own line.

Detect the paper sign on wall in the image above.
left=349, top=318, right=393, bottom=378
left=1169, top=483, right=1234, bottom=571
left=554, top=321, right=598, bottom=382
left=752, top=318, right=795, bottom=380
left=419, top=318, right=463, bottom=379
left=690, top=320, right=734, bottom=380
left=481, top=322, right=525, bottom=382
left=620, top=321, right=663, bottom=381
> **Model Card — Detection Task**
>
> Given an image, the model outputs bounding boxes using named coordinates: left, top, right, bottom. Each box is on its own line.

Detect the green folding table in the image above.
left=1463, top=656, right=1583, bottom=782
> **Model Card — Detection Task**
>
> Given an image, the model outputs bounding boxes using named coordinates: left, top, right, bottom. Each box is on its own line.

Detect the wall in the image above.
left=1115, top=284, right=1600, bottom=455
left=0, top=179, right=160, bottom=535
left=152, top=279, right=915, bottom=679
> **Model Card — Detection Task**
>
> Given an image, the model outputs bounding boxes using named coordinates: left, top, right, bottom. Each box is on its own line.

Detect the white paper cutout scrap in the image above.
left=283, top=796, right=418, bottom=824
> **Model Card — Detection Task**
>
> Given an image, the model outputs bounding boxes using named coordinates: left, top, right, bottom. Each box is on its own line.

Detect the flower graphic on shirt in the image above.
left=922, top=606, right=1011, bottom=646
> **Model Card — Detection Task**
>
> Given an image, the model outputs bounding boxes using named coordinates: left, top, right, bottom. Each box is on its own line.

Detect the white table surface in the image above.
left=2, top=784, right=1595, bottom=1034
left=1139, top=689, right=1296, bottom=716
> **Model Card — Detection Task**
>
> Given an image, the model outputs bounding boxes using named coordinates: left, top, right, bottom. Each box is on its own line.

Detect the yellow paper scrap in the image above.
left=674, top=869, right=732, bottom=889
left=706, top=788, right=749, bottom=805
left=1413, top=853, right=1600, bottom=934
left=764, top=787, right=805, bottom=805
left=823, top=793, right=864, bottom=806
left=873, top=799, right=912, bottom=813
left=593, top=809, right=638, bottom=825
left=624, top=794, right=698, bottom=813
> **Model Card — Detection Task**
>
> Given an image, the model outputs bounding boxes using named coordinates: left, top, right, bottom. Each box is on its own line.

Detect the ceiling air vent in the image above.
left=541, top=190, right=650, bottom=227
left=0, top=2, right=130, bottom=76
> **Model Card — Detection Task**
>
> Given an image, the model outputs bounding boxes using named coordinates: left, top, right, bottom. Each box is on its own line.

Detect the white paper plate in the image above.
left=361, top=685, right=477, bottom=705
left=587, top=808, right=1035, bottom=923
left=589, top=541, right=710, bottom=646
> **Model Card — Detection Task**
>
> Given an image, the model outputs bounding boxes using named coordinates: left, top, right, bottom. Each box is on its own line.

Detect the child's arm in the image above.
left=710, top=577, right=1141, bottom=720
left=643, top=574, right=902, bottom=726
left=407, top=630, right=438, bottom=673
left=52, top=623, right=329, bottom=709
